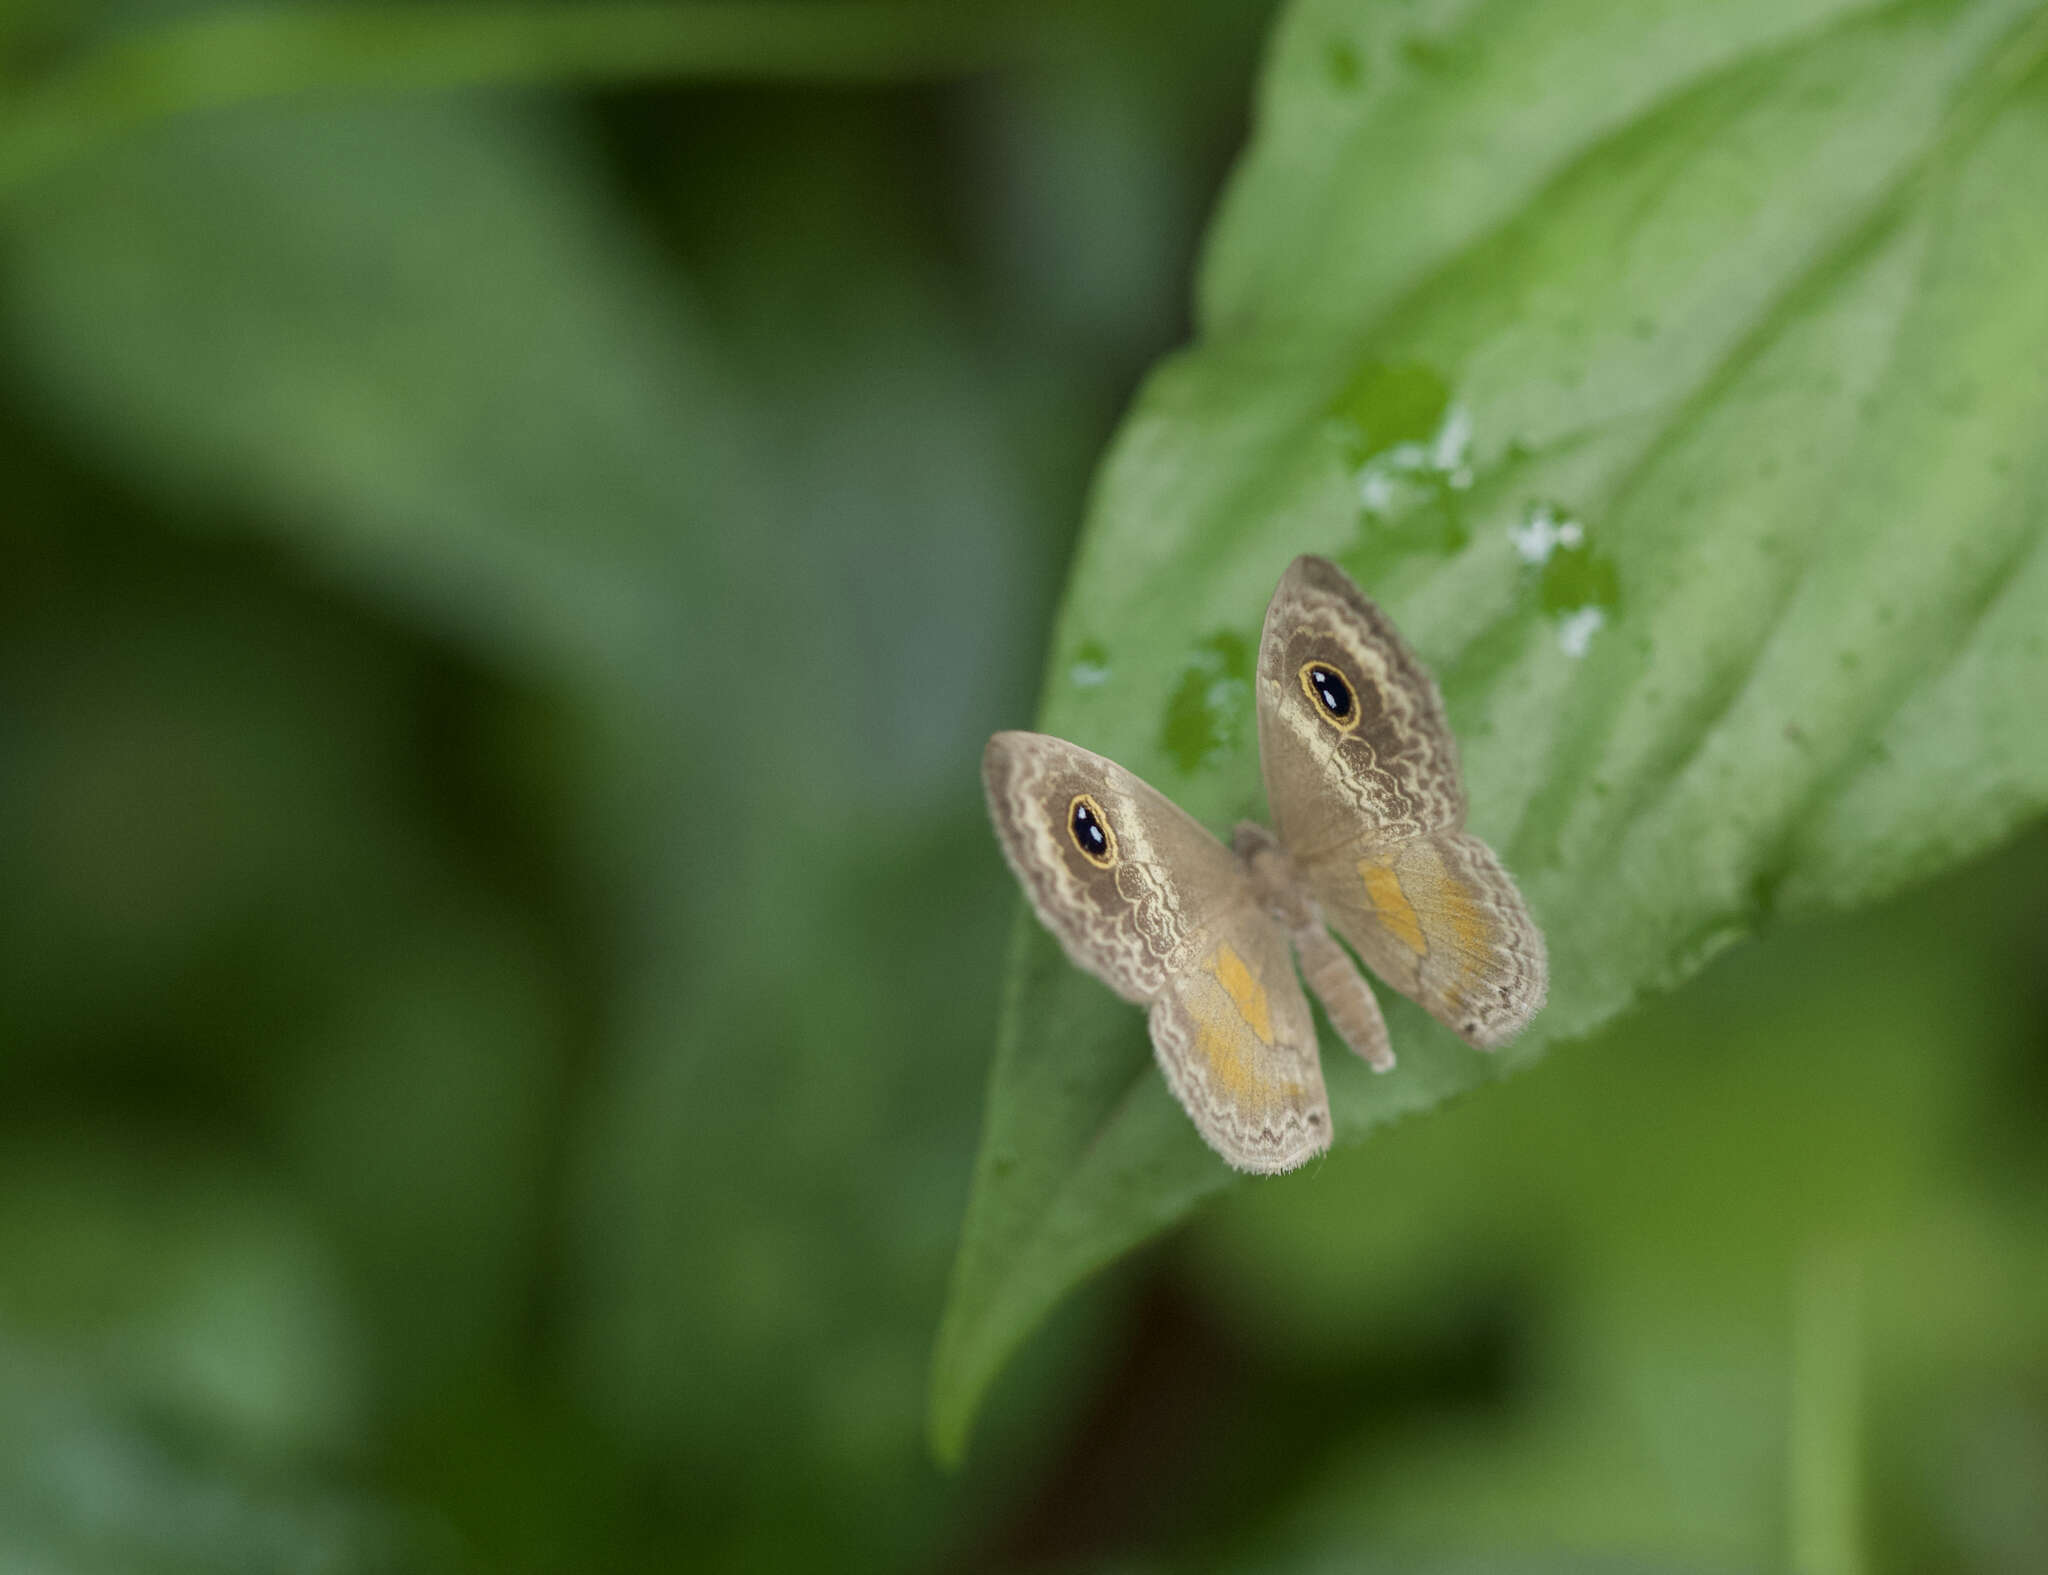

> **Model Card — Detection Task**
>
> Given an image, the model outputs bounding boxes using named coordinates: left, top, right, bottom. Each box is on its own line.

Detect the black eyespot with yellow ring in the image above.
left=1299, top=660, right=1360, bottom=731
left=1067, top=793, right=1117, bottom=867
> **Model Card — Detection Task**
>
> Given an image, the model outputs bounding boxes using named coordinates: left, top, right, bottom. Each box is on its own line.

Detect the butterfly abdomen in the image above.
left=1293, top=925, right=1394, bottom=1073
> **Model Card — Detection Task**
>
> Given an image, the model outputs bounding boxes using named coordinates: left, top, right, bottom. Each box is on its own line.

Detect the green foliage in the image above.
left=0, top=3, right=1027, bottom=198
left=932, top=0, right=2048, bottom=1462
left=1185, top=831, right=2048, bottom=1568
left=2, top=1, right=2045, bottom=1569
left=0, top=2, right=1281, bottom=1567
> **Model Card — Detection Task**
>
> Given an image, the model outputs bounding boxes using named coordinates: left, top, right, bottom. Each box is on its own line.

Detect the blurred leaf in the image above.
left=0, top=2, right=1036, bottom=200
left=0, top=54, right=1088, bottom=1566
left=1217, top=1557, right=1743, bottom=1575
left=0, top=1138, right=361, bottom=1457
left=0, top=1334, right=438, bottom=1575
left=545, top=108, right=1093, bottom=1568
left=932, top=0, right=2048, bottom=1460
left=0, top=548, right=425, bottom=1056
left=0, top=91, right=744, bottom=695
left=272, top=903, right=563, bottom=1407
left=0, top=497, right=575, bottom=1561
left=1189, top=834, right=2047, bottom=1567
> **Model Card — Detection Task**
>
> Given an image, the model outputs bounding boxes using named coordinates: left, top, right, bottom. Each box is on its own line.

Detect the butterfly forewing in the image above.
left=1256, top=554, right=1465, bottom=860
left=983, top=731, right=1233, bottom=1001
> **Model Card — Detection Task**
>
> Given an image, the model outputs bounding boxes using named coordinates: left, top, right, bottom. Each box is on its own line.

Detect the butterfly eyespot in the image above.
left=1067, top=793, right=1117, bottom=867
left=1299, top=661, right=1360, bottom=730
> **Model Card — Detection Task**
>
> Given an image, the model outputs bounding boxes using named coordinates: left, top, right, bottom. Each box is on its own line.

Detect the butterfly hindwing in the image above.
left=1148, top=908, right=1329, bottom=1173
left=983, top=732, right=1330, bottom=1171
left=1313, top=829, right=1547, bottom=1049
left=1256, top=557, right=1548, bottom=1048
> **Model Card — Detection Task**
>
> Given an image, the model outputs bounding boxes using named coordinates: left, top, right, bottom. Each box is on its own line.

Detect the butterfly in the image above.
left=983, top=555, right=1546, bottom=1174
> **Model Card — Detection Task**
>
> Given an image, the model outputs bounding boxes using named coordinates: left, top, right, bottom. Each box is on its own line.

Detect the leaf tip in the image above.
left=924, top=1327, right=978, bottom=1472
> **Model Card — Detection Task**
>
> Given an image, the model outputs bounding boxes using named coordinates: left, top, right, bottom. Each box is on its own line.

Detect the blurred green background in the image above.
left=2, top=3, right=2045, bottom=1573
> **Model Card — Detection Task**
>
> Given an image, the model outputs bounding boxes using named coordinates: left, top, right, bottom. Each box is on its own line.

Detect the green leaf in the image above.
left=0, top=93, right=738, bottom=693
left=932, top=0, right=2048, bottom=1462
left=0, top=3, right=1036, bottom=201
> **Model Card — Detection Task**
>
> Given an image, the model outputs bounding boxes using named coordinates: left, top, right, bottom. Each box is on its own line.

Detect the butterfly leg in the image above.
left=1294, top=925, right=1393, bottom=1072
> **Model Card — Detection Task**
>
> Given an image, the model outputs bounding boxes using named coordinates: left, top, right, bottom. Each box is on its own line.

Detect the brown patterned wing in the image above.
left=983, top=731, right=1243, bottom=1002
left=1147, top=908, right=1329, bottom=1173
left=1256, top=554, right=1464, bottom=860
left=983, top=731, right=1330, bottom=1171
left=1311, top=830, right=1547, bottom=1049
left=1255, top=557, right=1547, bottom=1049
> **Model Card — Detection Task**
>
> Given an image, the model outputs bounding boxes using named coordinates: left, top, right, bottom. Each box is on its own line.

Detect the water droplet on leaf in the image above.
left=1327, top=361, right=1472, bottom=554
left=1510, top=500, right=1621, bottom=657
left=1069, top=640, right=1112, bottom=688
left=1160, top=631, right=1252, bottom=773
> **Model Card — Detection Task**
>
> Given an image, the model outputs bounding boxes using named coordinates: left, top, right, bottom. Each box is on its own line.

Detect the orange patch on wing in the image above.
left=1443, top=878, right=1490, bottom=953
left=1358, top=861, right=1425, bottom=956
left=1405, top=847, right=1493, bottom=1010
left=1195, top=1016, right=1300, bottom=1111
left=1209, top=945, right=1274, bottom=1045
left=1197, top=1022, right=1261, bottom=1104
